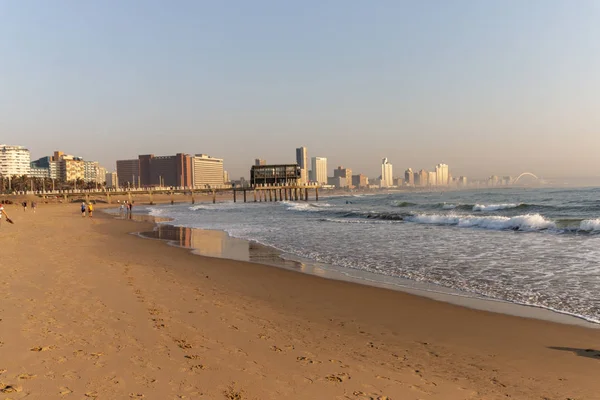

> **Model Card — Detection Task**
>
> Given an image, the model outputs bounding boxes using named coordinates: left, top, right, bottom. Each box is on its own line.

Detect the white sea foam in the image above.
left=579, top=219, right=600, bottom=231
left=281, top=201, right=331, bottom=212
left=189, top=202, right=236, bottom=211
left=406, top=213, right=555, bottom=231
left=442, top=204, right=457, bottom=210
left=473, top=203, right=519, bottom=211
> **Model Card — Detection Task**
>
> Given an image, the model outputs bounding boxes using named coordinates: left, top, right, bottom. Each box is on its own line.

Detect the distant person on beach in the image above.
left=22, top=201, right=27, bottom=211
left=31, top=201, right=37, bottom=213
left=81, top=202, right=86, bottom=217
left=87, top=203, right=94, bottom=218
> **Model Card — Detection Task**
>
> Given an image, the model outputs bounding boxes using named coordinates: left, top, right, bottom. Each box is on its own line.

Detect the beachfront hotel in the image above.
left=191, top=154, right=226, bottom=188
left=0, top=144, right=31, bottom=177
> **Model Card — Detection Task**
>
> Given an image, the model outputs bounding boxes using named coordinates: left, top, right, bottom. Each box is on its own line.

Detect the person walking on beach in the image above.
left=81, top=202, right=87, bottom=217
left=31, top=201, right=37, bottom=213
left=22, top=201, right=27, bottom=212
left=87, top=202, right=94, bottom=218
left=0, top=204, right=13, bottom=227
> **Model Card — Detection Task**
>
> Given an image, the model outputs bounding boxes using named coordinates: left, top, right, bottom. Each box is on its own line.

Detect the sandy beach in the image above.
left=0, top=201, right=598, bottom=399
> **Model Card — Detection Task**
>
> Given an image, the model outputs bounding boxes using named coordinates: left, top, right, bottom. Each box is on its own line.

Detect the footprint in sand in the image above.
left=325, top=372, right=351, bottom=383
left=0, top=384, right=23, bottom=393
left=30, top=345, right=54, bottom=352
left=189, top=364, right=206, bottom=372
left=175, top=339, right=192, bottom=349
left=59, top=387, right=73, bottom=395
left=296, top=356, right=321, bottom=365
left=17, top=373, right=36, bottom=380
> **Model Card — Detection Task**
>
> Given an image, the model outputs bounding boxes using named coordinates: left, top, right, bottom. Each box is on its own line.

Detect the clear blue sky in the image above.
left=1, top=0, right=599, bottom=180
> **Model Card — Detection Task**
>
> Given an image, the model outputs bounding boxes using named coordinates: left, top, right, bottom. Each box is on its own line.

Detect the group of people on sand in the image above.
left=0, top=200, right=39, bottom=228
left=81, top=202, right=94, bottom=218
left=21, top=201, right=37, bottom=212
left=118, top=200, right=133, bottom=216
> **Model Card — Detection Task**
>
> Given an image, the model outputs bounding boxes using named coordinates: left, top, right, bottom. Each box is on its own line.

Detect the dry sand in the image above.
left=0, top=202, right=598, bottom=399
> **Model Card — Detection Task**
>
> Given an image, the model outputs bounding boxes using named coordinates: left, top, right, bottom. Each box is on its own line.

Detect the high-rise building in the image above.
left=97, top=166, right=107, bottom=184
left=311, top=157, right=327, bottom=185
left=333, top=166, right=352, bottom=188
left=435, top=163, right=449, bottom=186
left=380, top=158, right=393, bottom=187
left=428, top=171, right=437, bottom=186
left=116, top=159, right=140, bottom=188
left=84, top=161, right=99, bottom=183
left=419, top=169, right=429, bottom=187
left=458, top=176, right=468, bottom=187
left=32, top=156, right=60, bottom=180
left=138, top=153, right=192, bottom=188
left=191, top=154, right=225, bottom=188
left=58, top=155, right=85, bottom=182
left=404, top=168, right=414, bottom=186
left=0, top=145, right=31, bottom=177
left=296, top=147, right=308, bottom=184
left=352, top=174, right=369, bottom=188
left=106, top=172, right=118, bottom=188
left=255, top=159, right=266, bottom=166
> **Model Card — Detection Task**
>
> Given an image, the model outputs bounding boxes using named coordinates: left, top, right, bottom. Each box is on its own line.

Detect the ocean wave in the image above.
left=281, top=201, right=331, bottom=212
left=392, top=201, right=417, bottom=207
left=473, top=203, right=520, bottom=212
left=405, top=213, right=556, bottom=231
left=579, top=218, right=600, bottom=232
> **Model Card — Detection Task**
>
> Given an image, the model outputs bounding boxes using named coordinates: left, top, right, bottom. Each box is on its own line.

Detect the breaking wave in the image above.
left=406, top=213, right=555, bottom=231
left=473, top=203, right=520, bottom=212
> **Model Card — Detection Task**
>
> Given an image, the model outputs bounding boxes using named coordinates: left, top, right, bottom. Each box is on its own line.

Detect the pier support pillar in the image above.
left=269, top=190, right=272, bottom=202
left=305, top=188, right=309, bottom=201
left=106, top=192, right=111, bottom=204
left=315, top=187, right=319, bottom=201
left=149, top=191, right=154, bottom=205
left=294, top=188, right=298, bottom=201
left=191, top=190, right=195, bottom=205
left=253, top=190, right=257, bottom=202
left=212, top=190, right=216, bottom=204
left=243, top=190, right=247, bottom=203
left=233, top=189, right=237, bottom=203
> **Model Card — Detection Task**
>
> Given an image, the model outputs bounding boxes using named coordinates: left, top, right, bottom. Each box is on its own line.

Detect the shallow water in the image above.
left=137, top=187, right=600, bottom=324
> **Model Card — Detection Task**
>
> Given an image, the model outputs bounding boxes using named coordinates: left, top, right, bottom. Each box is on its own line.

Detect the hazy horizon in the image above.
left=1, top=1, right=599, bottom=180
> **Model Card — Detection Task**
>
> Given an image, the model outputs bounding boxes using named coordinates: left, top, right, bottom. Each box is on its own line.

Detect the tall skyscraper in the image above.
left=419, top=169, right=429, bottom=187
left=435, top=163, right=449, bottom=186
left=296, top=146, right=308, bottom=184
left=405, top=168, right=415, bottom=186
left=311, top=156, right=327, bottom=185
left=380, top=158, right=393, bottom=187
left=255, top=159, right=266, bottom=166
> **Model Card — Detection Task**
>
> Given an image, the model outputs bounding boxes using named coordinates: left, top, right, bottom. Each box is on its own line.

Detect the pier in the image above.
left=1, top=184, right=321, bottom=205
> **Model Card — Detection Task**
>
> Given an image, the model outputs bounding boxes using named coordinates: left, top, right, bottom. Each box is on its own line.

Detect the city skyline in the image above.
left=2, top=2, right=600, bottom=181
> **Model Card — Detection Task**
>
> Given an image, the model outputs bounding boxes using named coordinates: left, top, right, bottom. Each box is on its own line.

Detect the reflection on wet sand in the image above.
left=139, top=224, right=312, bottom=272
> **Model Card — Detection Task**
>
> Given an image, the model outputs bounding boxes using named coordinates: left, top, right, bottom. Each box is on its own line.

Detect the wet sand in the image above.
left=0, top=202, right=598, bottom=399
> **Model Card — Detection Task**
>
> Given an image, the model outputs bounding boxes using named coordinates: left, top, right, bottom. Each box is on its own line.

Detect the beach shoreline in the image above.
left=107, top=204, right=599, bottom=329
left=1, top=202, right=598, bottom=399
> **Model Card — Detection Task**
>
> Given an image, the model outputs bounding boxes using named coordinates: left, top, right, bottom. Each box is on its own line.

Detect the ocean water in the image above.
left=140, top=187, right=600, bottom=324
